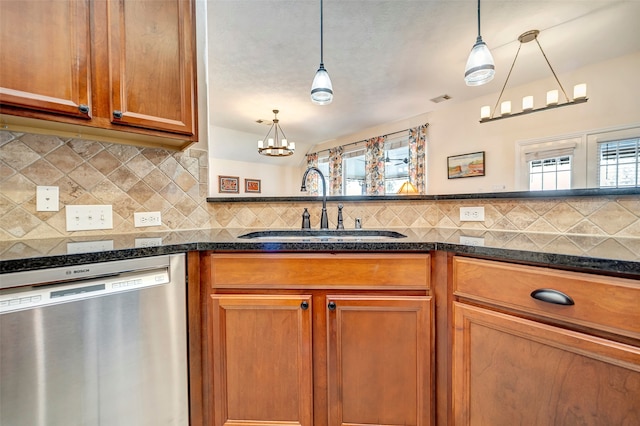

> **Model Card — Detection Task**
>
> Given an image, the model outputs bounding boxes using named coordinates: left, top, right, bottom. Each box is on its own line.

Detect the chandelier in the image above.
left=258, top=110, right=295, bottom=157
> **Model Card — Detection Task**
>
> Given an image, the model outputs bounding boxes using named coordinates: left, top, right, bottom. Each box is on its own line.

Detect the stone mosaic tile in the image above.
left=19, top=133, right=63, bottom=155
left=588, top=202, right=637, bottom=235
left=2, top=139, right=40, bottom=170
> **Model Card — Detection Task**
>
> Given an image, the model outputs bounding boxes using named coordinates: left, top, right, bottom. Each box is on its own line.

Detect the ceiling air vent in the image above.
left=430, top=94, right=451, bottom=103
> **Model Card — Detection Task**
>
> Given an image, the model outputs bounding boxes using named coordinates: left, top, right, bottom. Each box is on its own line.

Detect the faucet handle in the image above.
left=355, top=218, right=362, bottom=229
left=336, top=204, right=344, bottom=229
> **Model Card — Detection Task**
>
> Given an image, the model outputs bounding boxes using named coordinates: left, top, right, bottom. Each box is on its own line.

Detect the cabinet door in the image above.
left=209, top=295, right=313, bottom=426
left=107, top=0, right=196, bottom=135
left=452, top=302, right=640, bottom=426
left=0, top=0, right=91, bottom=118
left=326, top=295, right=433, bottom=426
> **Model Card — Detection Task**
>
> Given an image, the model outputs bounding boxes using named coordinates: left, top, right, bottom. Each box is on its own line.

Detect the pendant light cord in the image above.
left=320, top=0, right=324, bottom=65
left=476, top=0, right=481, bottom=41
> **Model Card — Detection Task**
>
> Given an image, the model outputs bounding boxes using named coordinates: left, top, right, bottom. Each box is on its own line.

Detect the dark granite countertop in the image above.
left=1, top=228, right=639, bottom=278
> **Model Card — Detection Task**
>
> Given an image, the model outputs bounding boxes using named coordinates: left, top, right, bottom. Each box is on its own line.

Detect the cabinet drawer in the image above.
left=210, top=253, right=430, bottom=290
left=453, top=257, right=640, bottom=340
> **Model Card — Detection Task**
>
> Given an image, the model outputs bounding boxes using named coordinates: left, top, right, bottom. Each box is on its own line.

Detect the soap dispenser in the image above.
left=301, top=208, right=311, bottom=229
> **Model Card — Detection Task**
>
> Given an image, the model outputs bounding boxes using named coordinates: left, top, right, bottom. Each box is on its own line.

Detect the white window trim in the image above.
left=586, top=125, right=640, bottom=188
left=515, top=123, right=640, bottom=191
left=515, top=135, right=584, bottom=191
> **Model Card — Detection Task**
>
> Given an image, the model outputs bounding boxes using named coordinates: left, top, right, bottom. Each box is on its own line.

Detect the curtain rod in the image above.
left=307, top=123, right=429, bottom=156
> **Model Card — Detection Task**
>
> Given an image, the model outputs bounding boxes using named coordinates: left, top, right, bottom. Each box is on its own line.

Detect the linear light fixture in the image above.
left=480, top=29, right=588, bottom=123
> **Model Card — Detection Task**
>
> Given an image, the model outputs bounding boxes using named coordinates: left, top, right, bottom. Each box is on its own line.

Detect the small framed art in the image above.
left=218, top=175, right=239, bottom=193
left=245, top=178, right=261, bottom=193
left=447, top=151, right=485, bottom=179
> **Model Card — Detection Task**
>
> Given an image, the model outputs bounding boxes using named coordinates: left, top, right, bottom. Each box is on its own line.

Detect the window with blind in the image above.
left=523, top=142, right=576, bottom=191
left=598, top=138, right=639, bottom=187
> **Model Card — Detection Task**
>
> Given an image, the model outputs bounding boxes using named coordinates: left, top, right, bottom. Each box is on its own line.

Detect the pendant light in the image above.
left=464, top=0, right=495, bottom=86
left=310, top=0, right=333, bottom=105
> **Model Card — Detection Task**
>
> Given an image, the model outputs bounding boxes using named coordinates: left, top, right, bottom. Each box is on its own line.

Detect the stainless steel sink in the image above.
left=238, top=229, right=407, bottom=241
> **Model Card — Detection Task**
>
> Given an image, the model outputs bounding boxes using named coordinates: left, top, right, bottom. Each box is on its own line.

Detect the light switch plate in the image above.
left=36, top=186, right=59, bottom=211
left=65, top=205, right=113, bottom=231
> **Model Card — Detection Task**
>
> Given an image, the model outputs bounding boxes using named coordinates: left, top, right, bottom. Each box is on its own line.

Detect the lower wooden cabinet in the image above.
left=452, top=303, right=640, bottom=425
left=451, top=256, right=640, bottom=426
left=209, top=294, right=313, bottom=425
left=327, top=295, right=432, bottom=426
left=204, top=253, right=433, bottom=426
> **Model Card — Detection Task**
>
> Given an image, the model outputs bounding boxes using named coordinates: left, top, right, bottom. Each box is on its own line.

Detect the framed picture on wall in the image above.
left=245, top=178, right=261, bottom=193
left=218, top=175, right=239, bottom=193
left=447, top=151, right=485, bottom=179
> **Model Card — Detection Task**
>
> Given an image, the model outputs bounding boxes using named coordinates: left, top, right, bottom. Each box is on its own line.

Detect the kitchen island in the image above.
left=2, top=228, right=639, bottom=426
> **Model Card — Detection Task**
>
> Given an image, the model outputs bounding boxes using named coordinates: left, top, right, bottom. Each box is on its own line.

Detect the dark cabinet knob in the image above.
left=328, top=301, right=336, bottom=311
left=113, top=110, right=123, bottom=119
left=300, top=300, right=309, bottom=310
left=78, top=104, right=90, bottom=114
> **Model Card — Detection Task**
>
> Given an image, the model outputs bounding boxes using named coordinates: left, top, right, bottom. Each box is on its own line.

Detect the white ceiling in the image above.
left=206, top=0, right=640, bottom=164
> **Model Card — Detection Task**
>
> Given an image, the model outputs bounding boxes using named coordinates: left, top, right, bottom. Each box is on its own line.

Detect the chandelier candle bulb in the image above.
left=268, top=138, right=274, bottom=147
left=500, top=101, right=511, bottom=116
left=480, top=106, right=491, bottom=120
left=258, top=140, right=264, bottom=149
left=522, top=96, right=534, bottom=111
left=547, top=90, right=559, bottom=106
left=289, top=142, right=295, bottom=150
left=573, top=83, right=587, bottom=100
left=281, top=138, right=288, bottom=148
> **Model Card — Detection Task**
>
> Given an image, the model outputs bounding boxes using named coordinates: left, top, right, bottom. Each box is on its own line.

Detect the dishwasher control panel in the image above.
left=0, top=268, right=169, bottom=314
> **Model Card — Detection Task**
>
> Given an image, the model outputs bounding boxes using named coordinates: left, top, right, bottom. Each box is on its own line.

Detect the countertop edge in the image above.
left=2, top=240, right=638, bottom=278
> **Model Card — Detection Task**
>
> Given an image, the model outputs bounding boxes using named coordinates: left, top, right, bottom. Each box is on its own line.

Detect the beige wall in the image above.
left=311, top=52, right=640, bottom=194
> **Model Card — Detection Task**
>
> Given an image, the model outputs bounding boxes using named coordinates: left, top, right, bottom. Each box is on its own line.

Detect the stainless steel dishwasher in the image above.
left=0, top=253, right=189, bottom=426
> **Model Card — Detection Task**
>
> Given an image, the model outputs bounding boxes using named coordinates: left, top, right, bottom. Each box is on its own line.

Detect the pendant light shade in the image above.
left=311, top=0, right=333, bottom=105
left=464, top=0, right=495, bottom=86
left=311, top=64, right=333, bottom=105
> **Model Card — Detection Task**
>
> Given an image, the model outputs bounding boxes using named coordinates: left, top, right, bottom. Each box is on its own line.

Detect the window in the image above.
left=342, top=148, right=366, bottom=195
left=384, top=135, right=410, bottom=194
left=529, top=156, right=572, bottom=191
left=598, top=138, right=639, bottom=187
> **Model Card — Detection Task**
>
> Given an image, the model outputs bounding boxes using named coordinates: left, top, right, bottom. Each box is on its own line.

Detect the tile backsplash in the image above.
left=1, top=131, right=212, bottom=240
left=1, top=131, right=639, bottom=241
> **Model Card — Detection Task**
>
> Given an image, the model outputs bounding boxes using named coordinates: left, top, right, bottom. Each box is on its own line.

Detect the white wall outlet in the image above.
left=135, top=237, right=163, bottom=248
left=67, top=240, right=114, bottom=254
left=459, top=236, right=485, bottom=246
left=134, top=211, right=162, bottom=227
left=65, top=205, right=113, bottom=231
left=36, top=186, right=59, bottom=211
left=460, top=206, right=485, bottom=222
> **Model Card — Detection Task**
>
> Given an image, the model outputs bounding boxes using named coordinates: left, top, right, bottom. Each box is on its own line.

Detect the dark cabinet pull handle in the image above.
left=78, top=104, right=90, bottom=114
left=300, top=301, right=309, bottom=310
left=113, top=110, right=123, bottom=119
left=530, top=288, right=575, bottom=306
left=327, top=301, right=336, bottom=311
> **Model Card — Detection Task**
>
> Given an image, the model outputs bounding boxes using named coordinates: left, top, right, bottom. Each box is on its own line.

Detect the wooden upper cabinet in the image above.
left=0, top=0, right=198, bottom=149
left=107, top=0, right=196, bottom=135
left=0, top=0, right=91, bottom=118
